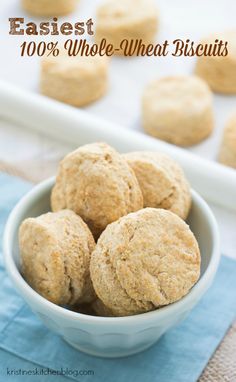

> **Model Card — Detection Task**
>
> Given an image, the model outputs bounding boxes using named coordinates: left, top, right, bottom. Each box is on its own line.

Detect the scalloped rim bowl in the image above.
left=3, top=177, right=220, bottom=357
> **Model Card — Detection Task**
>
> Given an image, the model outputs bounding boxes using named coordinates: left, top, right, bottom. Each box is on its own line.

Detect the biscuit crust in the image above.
left=90, top=208, right=201, bottom=316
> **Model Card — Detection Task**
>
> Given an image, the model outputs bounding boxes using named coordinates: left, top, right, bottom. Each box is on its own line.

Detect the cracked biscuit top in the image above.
left=123, top=151, right=191, bottom=220
left=19, top=209, right=96, bottom=305
left=51, top=142, right=143, bottom=239
left=90, top=208, right=201, bottom=316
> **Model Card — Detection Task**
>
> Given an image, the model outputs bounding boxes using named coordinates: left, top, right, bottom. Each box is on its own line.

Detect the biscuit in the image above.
left=95, top=0, right=158, bottom=55
left=90, top=208, right=201, bottom=317
left=51, top=143, right=143, bottom=239
left=142, top=76, right=214, bottom=146
left=218, top=113, right=236, bottom=168
left=19, top=210, right=96, bottom=305
left=123, top=151, right=191, bottom=220
left=22, top=0, right=77, bottom=16
left=40, top=54, right=109, bottom=107
left=195, top=31, right=236, bottom=94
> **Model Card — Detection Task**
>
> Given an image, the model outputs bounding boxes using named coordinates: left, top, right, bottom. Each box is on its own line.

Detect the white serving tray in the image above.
left=0, top=80, right=236, bottom=213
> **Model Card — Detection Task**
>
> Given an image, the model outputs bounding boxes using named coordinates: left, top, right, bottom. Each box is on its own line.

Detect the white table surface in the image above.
left=0, top=0, right=235, bottom=258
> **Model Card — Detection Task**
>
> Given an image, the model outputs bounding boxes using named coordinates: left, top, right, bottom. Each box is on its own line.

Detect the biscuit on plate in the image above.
left=22, top=0, right=77, bottom=16
left=195, top=31, right=236, bottom=94
left=95, top=0, right=158, bottom=55
left=142, top=75, right=214, bottom=146
left=51, top=142, right=143, bottom=239
left=218, top=113, right=236, bottom=168
left=40, top=54, right=109, bottom=107
left=90, top=208, right=201, bottom=317
left=123, top=151, right=191, bottom=220
left=19, top=210, right=95, bottom=305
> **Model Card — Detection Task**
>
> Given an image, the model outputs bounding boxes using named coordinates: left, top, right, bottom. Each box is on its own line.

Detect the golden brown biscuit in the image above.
left=51, top=143, right=143, bottom=239
left=123, top=151, right=191, bottom=219
left=90, top=208, right=201, bottom=317
left=40, top=54, right=109, bottom=107
left=142, top=76, right=214, bottom=146
left=19, top=210, right=96, bottom=305
left=218, top=113, right=236, bottom=168
left=95, top=0, right=158, bottom=55
left=22, top=0, right=77, bottom=16
left=195, top=31, right=236, bottom=94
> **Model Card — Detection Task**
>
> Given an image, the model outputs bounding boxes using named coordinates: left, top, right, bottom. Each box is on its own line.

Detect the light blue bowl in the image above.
left=3, top=177, right=220, bottom=358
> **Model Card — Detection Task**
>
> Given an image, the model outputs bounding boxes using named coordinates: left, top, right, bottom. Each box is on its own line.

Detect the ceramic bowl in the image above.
left=3, top=177, right=220, bottom=358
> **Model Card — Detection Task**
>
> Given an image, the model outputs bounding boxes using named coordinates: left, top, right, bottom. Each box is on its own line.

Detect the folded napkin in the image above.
left=0, top=173, right=236, bottom=382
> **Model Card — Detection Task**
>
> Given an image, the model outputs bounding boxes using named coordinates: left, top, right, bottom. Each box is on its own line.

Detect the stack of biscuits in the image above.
left=19, top=142, right=201, bottom=317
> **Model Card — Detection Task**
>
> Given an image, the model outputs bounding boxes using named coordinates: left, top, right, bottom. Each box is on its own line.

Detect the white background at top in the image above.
left=0, top=0, right=236, bottom=161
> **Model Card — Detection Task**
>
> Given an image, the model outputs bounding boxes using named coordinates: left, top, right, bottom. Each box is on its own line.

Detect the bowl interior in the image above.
left=11, top=179, right=214, bottom=281
left=187, top=197, right=213, bottom=276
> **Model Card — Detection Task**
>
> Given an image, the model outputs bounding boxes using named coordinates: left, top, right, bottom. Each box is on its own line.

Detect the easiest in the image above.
left=9, top=17, right=94, bottom=36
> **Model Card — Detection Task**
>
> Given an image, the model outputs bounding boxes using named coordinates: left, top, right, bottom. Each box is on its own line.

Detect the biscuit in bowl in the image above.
left=51, top=142, right=143, bottom=239
left=90, top=208, right=201, bottom=317
left=19, top=209, right=96, bottom=305
left=123, top=151, right=191, bottom=219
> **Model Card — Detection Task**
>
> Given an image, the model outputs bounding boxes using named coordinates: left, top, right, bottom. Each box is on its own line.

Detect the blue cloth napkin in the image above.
left=0, top=172, right=236, bottom=382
